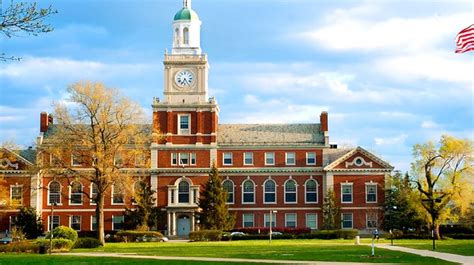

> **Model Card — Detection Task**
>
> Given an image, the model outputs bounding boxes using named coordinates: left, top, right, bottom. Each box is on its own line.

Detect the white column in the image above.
left=151, top=148, right=158, bottom=169
left=190, top=189, right=194, bottom=204
left=167, top=212, right=171, bottom=236
left=151, top=174, right=158, bottom=206
left=323, top=172, right=334, bottom=198
left=191, top=214, right=195, bottom=231
left=172, top=212, right=176, bottom=236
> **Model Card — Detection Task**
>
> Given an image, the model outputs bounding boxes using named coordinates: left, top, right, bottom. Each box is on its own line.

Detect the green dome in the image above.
left=173, top=8, right=199, bottom=21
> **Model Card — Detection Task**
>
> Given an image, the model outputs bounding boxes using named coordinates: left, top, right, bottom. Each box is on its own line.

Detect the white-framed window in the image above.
left=366, top=184, right=377, bottom=203
left=264, top=212, right=276, bottom=228
left=178, top=114, right=190, bottom=135
left=183, top=27, right=189, bottom=45
left=10, top=185, right=23, bottom=206
left=305, top=179, right=318, bottom=203
left=285, top=152, right=295, bottom=165
left=48, top=181, right=61, bottom=205
left=243, top=152, right=253, bottom=165
left=341, top=183, right=353, bottom=203
left=69, top=181, right=83, bottom=205
left=48, top=215, right=60, bottom=231
left=112, top=183, right=125, bottom=204
left=367, top=212, right=378, bottom=229
left=190, top=153, right=196, bottom=165
left=71, top=153, right=82, bottom=166
left=265, top=152, right=275, bottom=165
left=114, top=153, right=123, bottom=167
left=91, top=216, right=97, bottom=231
left=242, top=179, right=255, bottom=204
left=242, top=213, right=254, bottom=228
left=284, top=179, right=297, bottom=203
left=171, top=153, right=177, bottom=165
left=285, top=213, right=297, bottom=228
left=70, top=215, right=81, bottom=231
left=112, top=215, right=124, bottom=231
left=222, top=179, right=234, bottom=204
left=223, top=153, right=232, bottom=165
left=90, top=183, right=98, bottom=205
left=135, top=153, right=146, bottom=166
left=342, top=213, right=353, bottom=229
left=179, top=153, right=189, bottom=165
left=306, top=152, right=316, bottom=165
left=178, top=180, right=190, bottom=203
left=263, top=179, right=276, bottom=204
left=50, top=154, right=61, bottom=167
left=306, top=213, right=318, bottom=230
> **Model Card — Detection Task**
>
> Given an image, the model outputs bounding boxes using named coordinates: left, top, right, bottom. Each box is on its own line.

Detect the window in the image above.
left=265, top=152, right=275, bottom=165
left=242, top=180, right=255, bottom=203
left=174, top=28, right=179, bottom=45
left=70, top=182, right=82, bottom=205
left=114, top=153, right=123, bottom=166
left=243, top=152, right=253, bottom=165
left=284, top=179, right=297, bottom=203
left=367, top=212, right=378, bottom=229
left=223, top=153, right=232, bottom=165
left=222, top=180, right=234, bottom=204
left=178, top=114, right=190, bottom=135
left=190, top=153, right=196, bottom=165
left=50, top=154, right=61, bottom=167
left=133, top=181, right=144, bottom=204
left=366, top=184, right=377, bottom=203
left=242, top=213, right=254, bottom=228
left=10, top=185, right=23, bottom=205
left=91, top=216, right=97, bottom=231
left=135, top=153, right=146, bottom=166
left=179, top=153, right=189, bottom=165
left=342, top=213, right=353, bottom=229
left=264, top=213, right=276, bottom=228
left=285, top=213, right=297, bottom=228
left=112, top=215, right=124, bottom=231
left=178, top=180, right=190, bottom=203
left=70, top=215, right=81, bottom=231
left=71, top=153, right=81, bottom=166
left=286, top=152, right=295, bottom=165
left=305, top=179, right=318, bottom=203
left=48, top=215, right=60, bottom=231
left=306, top=152, right=316, bottom=165
left=171, top=153, right=177, bottom=165
left=263, top=179, right=276, bottom=203
left=112, top=183, right=125, bottom=204
left=183, top=27, right=189, bottom=45
left=306, top=213, right=317, bottom=230
left=90, top=183, right=98, bottom=205
left=341, top=183, right=353, bottom=203
left=48, top=181, right=61, bottom=205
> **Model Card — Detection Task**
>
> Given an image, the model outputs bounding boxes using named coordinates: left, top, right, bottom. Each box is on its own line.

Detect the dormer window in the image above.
left=178, top=114, right=190, bottom=135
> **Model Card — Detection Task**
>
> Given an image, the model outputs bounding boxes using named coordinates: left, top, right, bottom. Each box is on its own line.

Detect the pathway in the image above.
left=376, top=244, right=473, bottom=265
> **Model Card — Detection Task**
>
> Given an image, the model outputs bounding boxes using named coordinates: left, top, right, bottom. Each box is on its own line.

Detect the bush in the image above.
left=116, top=230, right=164, bottom=242
left=189, top=230, right=222, bottom=241
left=73, top=237, right=102, bottom=248
left=14, top=207, right=44, bottom=239
left=36, top=238, right=74, bottom=251
left=443, top=233, right=474, bottom=239
left=440, top=225, right=474, bottom=234
left=336, top=229, right=358, bottom=239
left=0, top=241, right=39, bottom=253
left=47, top=226, right=78, bottom=242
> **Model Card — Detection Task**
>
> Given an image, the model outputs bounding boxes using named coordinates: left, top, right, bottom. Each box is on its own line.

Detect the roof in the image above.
left=174, top=8, right=199, bottom=21
left=324, top=146, right=393, bottom=171
left=217, top=124, right=324, bottom=146
left=323, top=148, right=352, bottom=166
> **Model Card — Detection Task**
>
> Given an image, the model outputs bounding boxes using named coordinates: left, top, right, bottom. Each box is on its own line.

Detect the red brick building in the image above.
left=0, top=1, right=393, bottom=237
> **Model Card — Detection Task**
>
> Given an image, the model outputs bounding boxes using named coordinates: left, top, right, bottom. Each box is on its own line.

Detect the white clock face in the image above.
left=175, top=70, right=194, bottom=87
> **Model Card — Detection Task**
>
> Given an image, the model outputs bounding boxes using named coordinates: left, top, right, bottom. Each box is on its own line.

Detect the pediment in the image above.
left=324, top=147, right=393, bottom=171
left=0, top=148, right=33, bottom=171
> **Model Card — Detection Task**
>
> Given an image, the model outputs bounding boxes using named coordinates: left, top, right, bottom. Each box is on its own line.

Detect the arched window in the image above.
left=305, top=179, right=318, bottom=203
left=178, top=180, right=190, bottom=203
left=264, top=179, right=276, bottom=203
left=174, top=28, right=179, bottom=45
left=242, top=179, right=255, bottom=203
left=222, top=179, right=234, bottom=204
left=70, top=181, right=82, bottom=205
left=284, top=179, right=297, bottom=203
left=183, top=27, right=189, bottom=45
left=48, top=181, right=61, bottom=205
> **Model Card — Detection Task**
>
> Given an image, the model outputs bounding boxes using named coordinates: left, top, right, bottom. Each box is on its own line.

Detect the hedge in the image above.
left=73, top=237, right=102, bottom=248
left=443, top=234, right=474, bottom=239
left=0, top=241, right=39, bottom=253
left=36, top=238, right=74, bottom=251
left=232, top=227, right=311, bottom=235
left=47, top=226, right=78, bottom=242
left=189, top=230, right=222, bottom=241
left=116, top=230, right=164, bottom=242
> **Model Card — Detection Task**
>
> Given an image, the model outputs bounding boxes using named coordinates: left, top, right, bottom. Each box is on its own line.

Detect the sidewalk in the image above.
left=57, top=252, right=396, bottom=264
left=376, top=244, right=473, bottom=265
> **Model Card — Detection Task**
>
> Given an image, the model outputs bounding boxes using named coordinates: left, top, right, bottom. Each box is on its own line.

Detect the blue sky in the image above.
left=1, top=0, right=473, bottom=172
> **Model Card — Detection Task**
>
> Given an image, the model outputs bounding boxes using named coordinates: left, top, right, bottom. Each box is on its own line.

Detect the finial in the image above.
left=183, top=0, right=191, bottom=9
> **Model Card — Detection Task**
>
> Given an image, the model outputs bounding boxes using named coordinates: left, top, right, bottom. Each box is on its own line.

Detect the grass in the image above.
left=388, top=239, right=474, bottom=256
left=71, top=239, right=458, bottom=264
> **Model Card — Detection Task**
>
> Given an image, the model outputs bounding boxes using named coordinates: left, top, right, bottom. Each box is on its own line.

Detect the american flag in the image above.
left=455, top=24, right=474, bottom=53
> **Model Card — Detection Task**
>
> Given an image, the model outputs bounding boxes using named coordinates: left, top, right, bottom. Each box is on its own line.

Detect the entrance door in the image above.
left=177, top=215, right=191, bottom=237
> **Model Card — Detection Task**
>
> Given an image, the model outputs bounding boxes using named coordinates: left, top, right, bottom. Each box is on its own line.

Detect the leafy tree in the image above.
left=40, top=82, right=151, bottom=244
left=14, top=207, right=43, bottom=239
left=1, top=1, right=57, bottom=61
left=199, top=164, right=235, bottom=230
left=124, top=180, right=161, bottom=230
left=322, top=188, right=341, bottom=229
left=411, top=135, right=473, bottom=239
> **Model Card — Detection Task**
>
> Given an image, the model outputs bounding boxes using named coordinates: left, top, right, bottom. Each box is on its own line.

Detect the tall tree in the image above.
left=322, top=188, right=341, bottom=229
left=412, top=135, right=473, bottom=239
left=13, top=207, right=43, bottom=239
left=124, top=180, right=157, bottom=231
left=40, top=82, right=151, bottom=244
left=199, top=164, right=235, bottom=230
left=1, top=1, right=57, bottom=61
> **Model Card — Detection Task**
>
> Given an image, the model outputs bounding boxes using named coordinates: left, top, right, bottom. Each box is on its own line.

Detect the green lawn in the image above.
left=72, top=239, right=457, bottom=264
left=389, top=239, right=474, bottom=256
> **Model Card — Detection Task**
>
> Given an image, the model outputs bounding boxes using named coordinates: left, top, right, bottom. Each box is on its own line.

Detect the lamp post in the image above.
left=49, top=202, right=57, bottom=254
left=269, top=210, right=277, bottom=243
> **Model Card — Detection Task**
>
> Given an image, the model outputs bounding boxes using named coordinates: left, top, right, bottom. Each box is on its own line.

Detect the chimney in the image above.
left=320, top=111, right=328, bottom=132
left=40, top=112, right=49, bottom=133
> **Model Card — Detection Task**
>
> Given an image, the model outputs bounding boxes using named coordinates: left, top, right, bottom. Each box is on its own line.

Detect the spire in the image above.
left=183, top=0, right=191, bottom=9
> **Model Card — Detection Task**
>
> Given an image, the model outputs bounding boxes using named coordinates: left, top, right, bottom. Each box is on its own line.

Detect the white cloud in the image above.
left=374, top=134, right=408, bottom=146
left=421, top=120, right=441, bottom=129
left=244, top=94, right=259, bottom=104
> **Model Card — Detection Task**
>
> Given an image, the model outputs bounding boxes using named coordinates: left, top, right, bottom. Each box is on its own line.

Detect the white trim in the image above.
left=178, top=153, right=189, bottom=165
left=306, top=152, right=316, bottom=165
left=365, top=183, right=378, bottom=203
left=71, top=153, right=82, bottom=166
left=264, top=152, right=275, bottom=166
left=304, top=178, right=318, bottom=204
left=264, top=212, right=276, bottom=228
left=341, top=213, right=353, bottom=229
left=346, top=156, right=372, bottom=168
left=177, top=114, right=191, bottom=135
left=243, top=152, right=253, bottom=166
left=171, top=153, right=177, bottom=166
left=41, top=208, right=128, bottom=212
left=90, top=215, right=97, bottom=231
left=366, top=212, right=378, bottom=229
left=241, top=178, right=255, bottom=204
left=285, top=213, right=297, bottom=228
left=223, top=152, right=233, bottom=166
left=242, top=213, right=254, bottom=228
left=112, top=215, right=124, bottom=231
left=222, top=178, right=235, bottom=204
left=9, top=184, right=23, bottom=206
left=69, top=215, right=82, bottom=231
left=305, top=213, right=318, bottom=230
left=90, top=183, right=98, bottom=205
left=263, top=178, right=277, bottom=204
left=47, top=215, right=60, bottom=231
left=229, top=207, right=322, bottom=211
left=340, top=182, right=353, bottom=204
left=47, top=180, right=62, bottom=206
left=190, top=153, right=196, bottom=166
left=111, top=183, right=125, bottom=205
left=284, top=178, right=298, bottom=204
left=69, top=181, right=83, bottom=206
left=285, top=152, right=296, bottom=165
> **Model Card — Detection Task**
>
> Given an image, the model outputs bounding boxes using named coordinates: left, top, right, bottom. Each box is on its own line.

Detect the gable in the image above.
left=0, top=148, right=33, bottom=171
left=324, top=146, right=393, bottom=171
